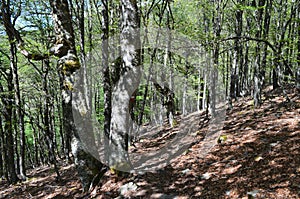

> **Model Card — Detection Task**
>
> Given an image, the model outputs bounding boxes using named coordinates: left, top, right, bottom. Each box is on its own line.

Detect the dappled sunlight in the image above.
left=0, top=85, right=299, bottom=198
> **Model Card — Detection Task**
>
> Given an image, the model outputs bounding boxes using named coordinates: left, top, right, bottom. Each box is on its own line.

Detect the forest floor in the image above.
left=0, top=85, right=299, bottom=199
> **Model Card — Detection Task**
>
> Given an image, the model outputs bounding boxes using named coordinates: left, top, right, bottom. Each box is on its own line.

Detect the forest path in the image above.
left=0, top=86, right=299, bottom=198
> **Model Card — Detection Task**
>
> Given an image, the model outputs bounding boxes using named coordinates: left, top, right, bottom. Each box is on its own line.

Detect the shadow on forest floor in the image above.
left=0, top=85, right=299, bottom=198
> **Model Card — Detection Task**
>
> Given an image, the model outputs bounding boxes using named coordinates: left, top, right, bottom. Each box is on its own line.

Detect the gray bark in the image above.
left=109, top=0, right=141, bottom=171
left=211, top=0, right=222, bottom=117
left=101, top=0, right=111, bottom=165
left=253, top=0, right=265, bottom=107
left=49, top=0, right=103, bottom=191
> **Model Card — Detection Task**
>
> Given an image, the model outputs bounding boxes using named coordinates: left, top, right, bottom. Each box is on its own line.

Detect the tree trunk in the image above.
left=1, top=0, right=20, bottom=184
left=13, top=111, right=20, bottom=175
left=0, top=68, right=19, bottom=184
left=182, top=74, right=187, bottom=116
left=11, top=45, right=26, bottom=180
left=261, top=0, right=272, bottom=84
left=0, top=116, right=3, bottom=177
left=211, top=0, right=222, bottom=117
left=42, top=60, right=60, bottom=179
left=253, top=0, right=266, bottom=107
left=164, top=11, right=174, bottom=126
left=101, top=0, right=111, bottom=165
left=297, top=3, right=300, bottom=90
left=108, top=0, right=141, bottom=171
left=49, top=0, right=103, bottom=191
left=230, top=0, right=243, bottom=101
left=138, top=29, right=159, bottom=126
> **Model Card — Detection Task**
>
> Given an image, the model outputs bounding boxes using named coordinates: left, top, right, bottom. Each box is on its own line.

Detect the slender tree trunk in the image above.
left=261, top=0, right=272, bottom=86
left=138, top=29, right=159, bottom=126
left=13, top=111, right=20, bottom=174
left=1, top=67, right=19, bottom=184
left=0, top=116, right=3, bottom=177
left=202, top=69, right=207, bottom=111
left=297, top=3, right=300, bottom=90
left=182, top=74, right=187, bottom=116
left=253, top=0, right=266, bottom=107
left=54, top=93, right=64, bottom=158
left=42, top=60, right=60, bottom=178
left=1, top=0, right=20, bottom=184
left=211, top=0, right=222, bottom=117
left=29, top=118, right=39, bottom=166
left=197, top=67, right=202, bottom=111
left=0, top=82, right=10, bottom=181
left=230, top=0, right=243, bottom=101
left=101, top=0, right=111, bottom=165
left=10, top=45, right=26, bottom=180
left=164, top=11, right=175, bottom=126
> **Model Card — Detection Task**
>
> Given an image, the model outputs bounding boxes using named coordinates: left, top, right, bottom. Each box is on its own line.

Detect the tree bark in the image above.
left=0, top=1, right=22, bottom=183
left=0, top=114, right=3, bottom=177
left=11, top=45, right=26, bottom=180
left=0, top=69, right=19, bottom=184
left=211, top=0, right=222, bottom=117
left=297, top=3, right=300, bottom=90
left=109, top=0, right=141, bottom=171
left=101, top=0, right=111, bottom=165
left=42, top=60, right=60, bottom=179
left=49, top=0, right=103, bottom=191
left=253, top=0, right=266, bottom=107
left=230, top=0, right=243, bottom=102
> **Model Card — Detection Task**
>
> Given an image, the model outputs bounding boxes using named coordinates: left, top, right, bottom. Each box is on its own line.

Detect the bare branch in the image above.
left=220, top=36, right=277, bottom=53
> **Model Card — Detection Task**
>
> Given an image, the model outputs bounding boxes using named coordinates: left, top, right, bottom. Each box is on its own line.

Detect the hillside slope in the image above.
left=0, top=86, right=299, bottom=199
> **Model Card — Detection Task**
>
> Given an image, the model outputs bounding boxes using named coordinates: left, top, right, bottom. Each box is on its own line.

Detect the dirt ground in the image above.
left=0, top=86, right=299, bottom=198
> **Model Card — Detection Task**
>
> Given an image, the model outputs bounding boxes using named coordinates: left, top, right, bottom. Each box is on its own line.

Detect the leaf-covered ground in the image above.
left=0, top=86, right=299, bottom=198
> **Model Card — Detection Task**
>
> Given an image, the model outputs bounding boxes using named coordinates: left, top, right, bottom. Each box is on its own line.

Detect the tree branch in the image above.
left=220, top=36, right=293, bottom=76
left=1, top=1, right=51, bottom=61
left=220, top=36, right=277, bottom=53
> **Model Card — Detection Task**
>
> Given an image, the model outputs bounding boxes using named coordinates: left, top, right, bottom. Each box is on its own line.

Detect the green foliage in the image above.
left=0, top=0, right=299, bottom=177
left=24, top=119, right=34, bottom=147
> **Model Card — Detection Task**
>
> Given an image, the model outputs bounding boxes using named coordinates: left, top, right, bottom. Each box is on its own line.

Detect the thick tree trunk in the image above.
left=49, top=0, right=103, bottom=191
left=109, top=0, right=141, bottom=171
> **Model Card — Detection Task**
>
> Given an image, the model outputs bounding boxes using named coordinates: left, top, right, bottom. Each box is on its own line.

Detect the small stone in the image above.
left=119, top=182, right=138, bottom=196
